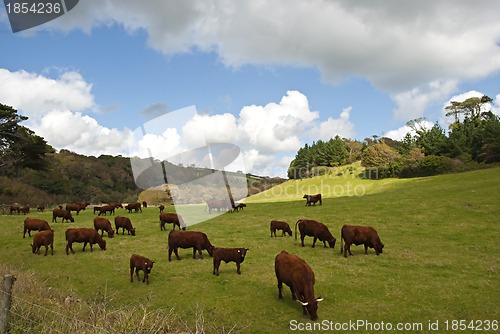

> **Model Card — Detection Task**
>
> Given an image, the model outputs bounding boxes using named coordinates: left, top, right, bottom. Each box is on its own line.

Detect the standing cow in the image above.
left=52, top=209, right=74, bottom=223
left=275, top=250, right=323, bottom=321
left=303, top=193, right=322, bottom=206
left=31, top=230, right=54, bottom=256
left=270, top=220, right=292, bottom=237
left=126, top=202, right=142, bottom=213
left=65, top=228, right=106, bottom=255
left=114, top=216, right=136, bottom=236
left=213, top=247, right=249, bottom=276
left=160, top=213, right=186, bottom=231
left=295, top=219, right=336, bottom=248
left=130, top=254, right=154, bottom=285
left=23, top=218, right=51, bottom=238
left=340, top=225, right=384, bottom=257
left=98, top=204, right=115, bottom=216
left=168, top=230, right=214, bottom=261
left=94, top=217, right=115, bottom=238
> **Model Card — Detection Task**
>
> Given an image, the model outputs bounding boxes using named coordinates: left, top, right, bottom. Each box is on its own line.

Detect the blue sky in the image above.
left=1, top=1, right=500, bottom=177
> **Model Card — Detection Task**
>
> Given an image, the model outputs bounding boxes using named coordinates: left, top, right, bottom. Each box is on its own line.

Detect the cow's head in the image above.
left=207, top=245, right=215, bottom=257
left=302, top=194, right=308, bottom=199
left=144, top=260, right=154, bottom=273
left=376, top=242, right=384, bottom=255
left=285, top=226, right=293, bottom=236
left=108, top=230, right=115, bottom=238
left=98, top=239, right=107, bottom=251
left=298, top=297, right=324, bottom=321
left=238, top=248, right=249, bottom=261
left=130, top=228, right=136, bottom=236
left=328, top=236, right=336, bottom=249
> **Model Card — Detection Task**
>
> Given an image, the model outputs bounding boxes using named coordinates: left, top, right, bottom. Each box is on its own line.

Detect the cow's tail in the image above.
left=340, top=225, right=345, bottom=254
left=295, top=220, right=301, bottom=241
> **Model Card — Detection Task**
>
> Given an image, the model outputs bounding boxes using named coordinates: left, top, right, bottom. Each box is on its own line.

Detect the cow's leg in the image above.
left=44, top=245, right=48, bottom=256
left=82, top=242, right=88, bottom=252
left=290, top=286, right=297, bottom=300
left=213, top=259, right=220, bottom=276
left=236, top=262, right=241, bottom=275
left=312, top=237, right=317, bottom=248
left=50, top=243, right=53, bottom=255
left=168, top=248, right=173, bottom=261
left=300, top=235, right=305, bottom=247
left=277, top=278, right=283, bottom=299
left=364, top=244, right=368, bottom=254
left=347, top=244, right=353, bottom=256
left=144, top=272, right=149, bottom=285
left=174, top=248, right=180, bottom=260
left=130, top=265, right=135, bottom=282
left=136, top=268, right=141, bottom=282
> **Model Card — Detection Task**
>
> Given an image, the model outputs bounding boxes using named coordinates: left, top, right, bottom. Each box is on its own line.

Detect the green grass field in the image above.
left=1, top=167, right=499, bottom=333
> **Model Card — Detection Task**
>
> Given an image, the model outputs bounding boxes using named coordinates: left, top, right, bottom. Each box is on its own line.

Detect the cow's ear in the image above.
left=246, top=248, right=249, bottom=251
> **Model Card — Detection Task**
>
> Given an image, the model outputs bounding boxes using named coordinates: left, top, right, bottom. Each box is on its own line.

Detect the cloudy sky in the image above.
left=1, top=0, right=500, bottom=177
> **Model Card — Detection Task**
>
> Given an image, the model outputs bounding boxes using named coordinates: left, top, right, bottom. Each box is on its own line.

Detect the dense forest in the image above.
left=288, top=95, right=500, bottom=179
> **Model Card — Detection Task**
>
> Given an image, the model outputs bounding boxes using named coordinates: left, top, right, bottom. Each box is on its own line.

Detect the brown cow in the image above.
left=37, top=205, right=45, bottom=212
left=231, top=202, right=247, bottom=212
left=114, top=216, right=136, bottom=236
left=65, top=228, right=106, bottom=255
left=270, top=220, right=292, bottom=237
left=168, top=230, right=214, bottom=261
left=93, top=206, right=102, bottom=214
left=98, top=204, right=115, bottom=216
left=31, top=229, right=54, bottom=256
left=213, top=247, right=249, bottom=276
left=94, top=217, right=115, bottom=238
left=130, top=254, right=154, bottom=285
left=10, top=205, right=20, bottom=214
left=160, top=213, right=186, bottom=231
left=21, top=205, right=30, bottom=214
left=142, top=201, right=148, bottom=208
left=108, top=202, right=123, bottom=209
left=295, top=219, right=336, bottom=248
left=126, top=202, right=142, bottom=213
left=66, top=203, right=84, bottom=215
left=340, top=225, right=384, bottom=257
left=52, top=209, right=74, bottom=223
left=275, top=250, right=323, bottom=321
left=303, top=193, right=322, bottom=206
left=158, top=204, right=165, bottom=213
left=23, top=218, right=51, bottom=238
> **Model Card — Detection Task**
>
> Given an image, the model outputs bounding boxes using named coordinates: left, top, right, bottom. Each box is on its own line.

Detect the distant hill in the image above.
left=0, top=150, right=285, bottom=207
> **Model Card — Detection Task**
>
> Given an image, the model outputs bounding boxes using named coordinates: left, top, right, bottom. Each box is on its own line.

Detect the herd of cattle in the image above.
left=14, top=193, right=384, bottom=321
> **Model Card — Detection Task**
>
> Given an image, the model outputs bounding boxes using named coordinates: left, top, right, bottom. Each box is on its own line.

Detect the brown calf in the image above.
left=32, top=230, right=54, bottom=256
left=160, top=213, right=186, bottom=231
left=130, top=254, right=154, bottom=285
left=213, top=247, right=249, bottom=276
left=94, top=217, right=115, bottom=238
left=115, top=216, right=136, bottom=236
left=270, top=220, right=292, bottom=237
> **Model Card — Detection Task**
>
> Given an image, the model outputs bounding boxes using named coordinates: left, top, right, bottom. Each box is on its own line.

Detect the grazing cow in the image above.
left=213, top=247, right=249, bottom=276
left=275, top=250, right=324, bottom=321
left=270, top=220, right=292, bottom=237
left=340, top=225, right=384, bottom=257
left=206, top=199, right=230, bottom=214
left=231, top=202, right=247, bottom=212
left=158, top=204, right=165, bottom=213
left=23, top=218, right=51, bottom=238
left=303, top=193, right=322, bottom=206
left=98, top=204, right=115, bottom=216
left=21, top=205, right=30, bottom=215
left=142, top=201, right=148, bottom=208
left=114, top=216, right=136, bottom=236
left=130, top=254, right=154, bottom=285
left=31, top=229, right=54, bottom=256
left=108, top=202, right=123, bottom=209
left=125, top=202, right=142, bottom=213
left=65, top=228, right=106, bottom=255
left=295, top=219, right=336, bottom=248
left=66, top=203, right=86, bottom=215
left=10, top=205, right=20, bottom=214
left=93, top=217, right=115, bottom=238
left=52, top=209, right=74, bottom=223
left=160, top=213, right=186, bottom=231
left=93, top=206, right=101, bottom=214
left=37, top=205, right=45, bottom=212
left=168, top=230, right=214, bottom=261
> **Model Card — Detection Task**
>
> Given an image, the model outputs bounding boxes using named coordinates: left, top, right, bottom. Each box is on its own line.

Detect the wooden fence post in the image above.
left=0, top=274, right=14, bottom=334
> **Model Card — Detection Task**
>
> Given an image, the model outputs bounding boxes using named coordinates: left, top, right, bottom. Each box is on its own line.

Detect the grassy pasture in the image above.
left=0, top=168, right=499, bottom=333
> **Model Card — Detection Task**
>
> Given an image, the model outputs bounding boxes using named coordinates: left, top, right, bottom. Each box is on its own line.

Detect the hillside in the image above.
left=245, top=161, right=413, bottom=203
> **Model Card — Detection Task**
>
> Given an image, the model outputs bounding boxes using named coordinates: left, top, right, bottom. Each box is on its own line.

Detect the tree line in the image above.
left=289, top=95, right=500, bottom=179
